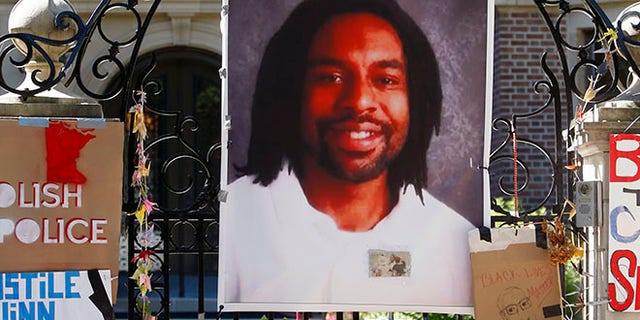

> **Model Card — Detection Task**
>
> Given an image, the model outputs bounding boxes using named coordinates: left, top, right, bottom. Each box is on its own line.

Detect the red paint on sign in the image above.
left=45, top=122, right=96, bottom=184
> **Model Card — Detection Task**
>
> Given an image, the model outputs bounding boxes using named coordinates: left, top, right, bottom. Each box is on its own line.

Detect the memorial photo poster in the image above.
left=219, top=0, right=494, bottom=312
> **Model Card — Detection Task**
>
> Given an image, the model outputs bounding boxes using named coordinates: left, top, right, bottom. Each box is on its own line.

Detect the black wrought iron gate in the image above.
left=117, top=47, right=222, bottom=320
left=87, top=0, right=640, bottom=319
left=117, top=1, right=579, bottom=319
left=0, top=0, right=624, bottom=320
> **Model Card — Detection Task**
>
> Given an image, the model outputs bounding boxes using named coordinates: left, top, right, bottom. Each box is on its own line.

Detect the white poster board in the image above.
left=0, top=270, right=112, bottom=320
left=609, top=133, right=640, bottom=311
left=219, top=0, right=494, bottom=313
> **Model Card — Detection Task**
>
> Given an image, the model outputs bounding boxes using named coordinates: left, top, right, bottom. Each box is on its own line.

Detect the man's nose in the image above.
left=339, top=78, right=377, bottom=115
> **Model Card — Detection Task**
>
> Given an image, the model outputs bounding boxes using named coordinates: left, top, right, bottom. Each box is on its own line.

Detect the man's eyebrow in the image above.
left=374, top=59, right=405, bottom=70
left=306, top=59, right=405, bottom=69
left=307, top=58, right=344, bottom=68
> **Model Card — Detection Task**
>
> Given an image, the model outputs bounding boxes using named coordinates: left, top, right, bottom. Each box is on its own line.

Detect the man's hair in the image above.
left=237, top=0, right=442, bottom=198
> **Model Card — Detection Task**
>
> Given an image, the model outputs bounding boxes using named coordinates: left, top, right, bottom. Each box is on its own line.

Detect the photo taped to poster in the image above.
left=219, top=0, right=494, bottom=313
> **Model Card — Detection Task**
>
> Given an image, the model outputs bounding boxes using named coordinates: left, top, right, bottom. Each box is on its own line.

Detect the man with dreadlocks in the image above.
left=220, top=0, right=475, bottom=308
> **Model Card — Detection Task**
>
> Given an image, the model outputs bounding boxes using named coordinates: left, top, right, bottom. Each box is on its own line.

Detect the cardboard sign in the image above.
left=469, top=227, right=563, bottom=320
left=0, top=270, right=112, bottom=320
left=608, top=133, right=640, bottom=311
left=0, top=118, right=123, bottom=298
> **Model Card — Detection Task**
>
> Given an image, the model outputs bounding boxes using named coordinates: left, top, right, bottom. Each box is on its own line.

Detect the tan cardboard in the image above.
left=0, top=118, right=124, bottom=300
left=469, top=227, right=563, bottom=320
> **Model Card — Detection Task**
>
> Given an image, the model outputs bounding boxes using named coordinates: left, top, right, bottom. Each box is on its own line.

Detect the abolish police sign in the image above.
left=0, top=118, right=123, bottom=299
left=0, top=270, right=112, bottom=320
left=609, top=133, right=640, bottom=311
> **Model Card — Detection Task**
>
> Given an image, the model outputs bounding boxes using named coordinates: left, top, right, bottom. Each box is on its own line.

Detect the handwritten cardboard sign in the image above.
left=469, top=227, right=562, bottom=320
left=0, top=270, right=112, bottom=320
left=608, top=133, right=640, bottom=311
left=0, top=118, right=123, bottom=298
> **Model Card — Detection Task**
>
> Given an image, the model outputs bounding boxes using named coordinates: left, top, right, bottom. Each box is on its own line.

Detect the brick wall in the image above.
left=492, top=7, right=569, bottom=213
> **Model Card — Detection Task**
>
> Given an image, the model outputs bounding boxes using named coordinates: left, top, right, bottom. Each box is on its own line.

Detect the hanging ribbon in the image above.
left=127, top=89, right=158, bottom=318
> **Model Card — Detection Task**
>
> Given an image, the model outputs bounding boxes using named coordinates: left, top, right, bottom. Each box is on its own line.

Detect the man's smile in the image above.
left=326, top=129, right=385, bottom=153
left=323, top=121, right=386, bottom=153
left=349, top=131, right=373, bottom=139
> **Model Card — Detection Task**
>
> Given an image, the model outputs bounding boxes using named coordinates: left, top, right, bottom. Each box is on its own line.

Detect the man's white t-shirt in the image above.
left=220, top=168, right=475, bottom=308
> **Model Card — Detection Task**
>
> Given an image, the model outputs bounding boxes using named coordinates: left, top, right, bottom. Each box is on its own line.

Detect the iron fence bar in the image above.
left=161, top=210, right=171, bottom=319
left=127, top=214, right=137, bottom=319
left=117, top=0, right=162, bottom=108
left=532, top=3, right=575, bottom=207
left=126, top=71, right=139, bottom=319
left=198, top=219, right=206, bottom=317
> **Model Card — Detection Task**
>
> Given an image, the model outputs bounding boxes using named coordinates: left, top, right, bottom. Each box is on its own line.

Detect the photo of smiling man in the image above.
left=219, top=0, right=492, bottom=312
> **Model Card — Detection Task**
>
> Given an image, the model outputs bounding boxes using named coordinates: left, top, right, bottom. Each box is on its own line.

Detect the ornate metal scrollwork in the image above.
left=490, top=0, right=640, bottom=223
left=0, top=0, right=161, bottom=104
left=0, top=8, right=82, bottom=96
left=490, top=51, right=564, bottom=221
